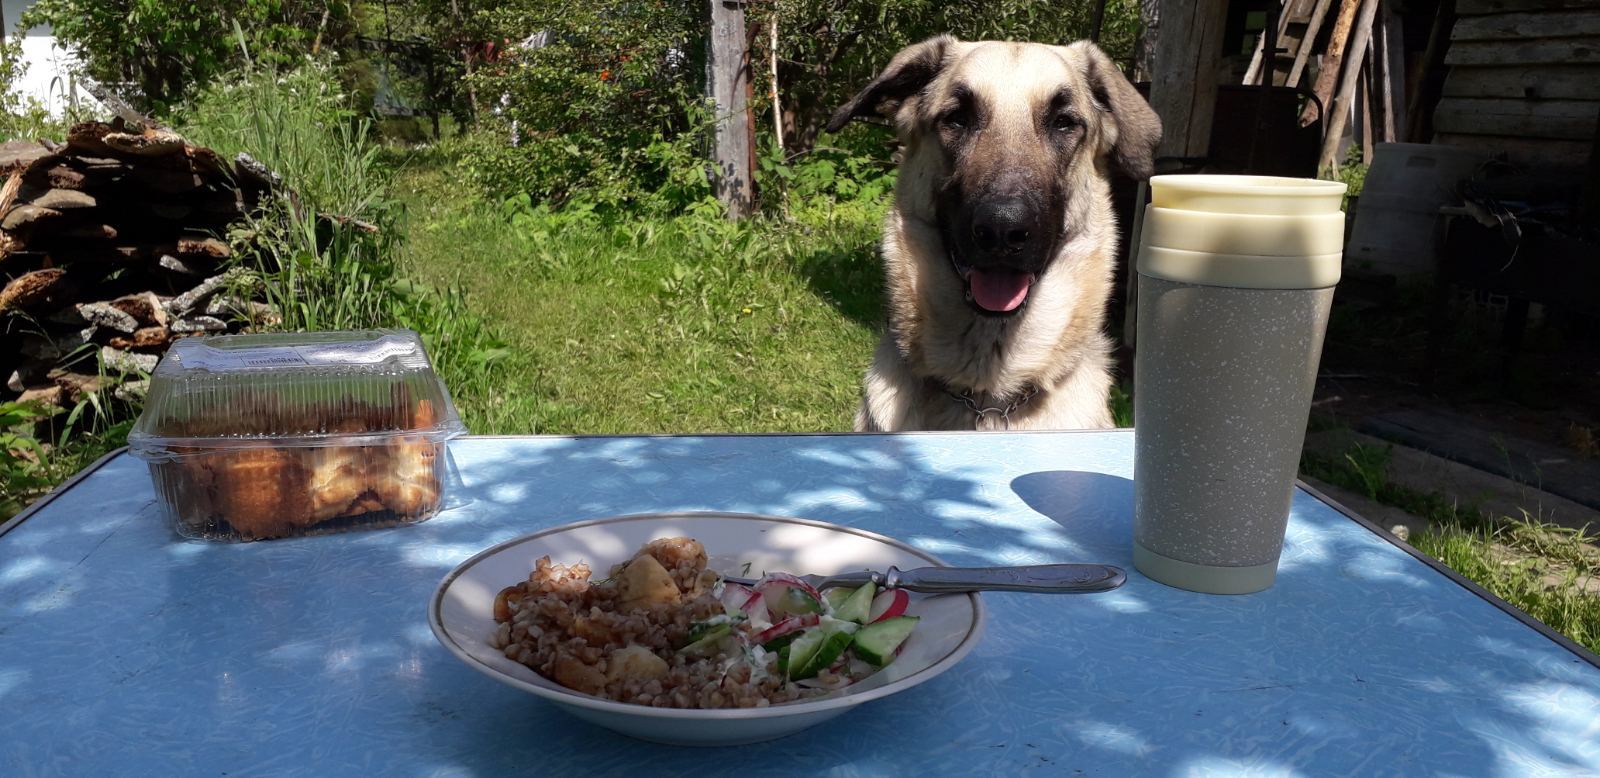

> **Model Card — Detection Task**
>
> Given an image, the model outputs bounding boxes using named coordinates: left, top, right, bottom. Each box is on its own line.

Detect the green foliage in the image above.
left=18, top=0, right=357, bottom=111
left=456, top=0, right=703, bottom=207
left=1414, top=520, right=1600, bottom=654
left=178, top=59, right=511, bottom=432
left=0, top=31, right=69, bottom=141
left=1, top=400, right=131, bottom=520
left=762, top=0, right=1142, bottom=150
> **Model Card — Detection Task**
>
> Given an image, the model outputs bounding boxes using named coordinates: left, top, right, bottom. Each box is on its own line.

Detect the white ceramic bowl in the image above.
left=428, top=511, right=985, bottom=746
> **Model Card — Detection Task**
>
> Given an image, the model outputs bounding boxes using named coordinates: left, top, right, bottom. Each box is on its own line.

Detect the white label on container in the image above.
left=179, top=336, right=420, bottom=372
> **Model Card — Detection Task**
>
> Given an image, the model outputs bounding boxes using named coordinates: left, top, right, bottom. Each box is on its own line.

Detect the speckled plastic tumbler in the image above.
left=1132, top=175, right=1348, bottom=594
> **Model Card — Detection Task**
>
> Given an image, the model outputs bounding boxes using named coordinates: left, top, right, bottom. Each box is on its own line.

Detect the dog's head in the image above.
left=829, top=37, right=1160, bottom=316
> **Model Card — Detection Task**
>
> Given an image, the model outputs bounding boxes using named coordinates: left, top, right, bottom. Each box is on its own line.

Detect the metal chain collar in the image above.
left=946, top=384, right=1040, bottom=431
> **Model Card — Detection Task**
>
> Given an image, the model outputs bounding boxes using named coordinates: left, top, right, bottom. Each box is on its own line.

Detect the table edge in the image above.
left=6, top=441, right=1593, bottom=672
left=0, top=444, right=131, bottom=542
left=1298, top=478, right=1600, bottom=670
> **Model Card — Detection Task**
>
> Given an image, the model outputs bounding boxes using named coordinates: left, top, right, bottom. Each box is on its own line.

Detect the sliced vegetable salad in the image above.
left=681, top=571, right=919, bottom=690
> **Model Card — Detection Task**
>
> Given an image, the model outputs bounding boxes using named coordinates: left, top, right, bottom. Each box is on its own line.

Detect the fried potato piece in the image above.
left=551, top=653, right=607, bottom=695
left=605, top=645, right=668, bottom=683
left=616, top=554, right=680, bottom=611
left=639, top=537, right=707, bottom=579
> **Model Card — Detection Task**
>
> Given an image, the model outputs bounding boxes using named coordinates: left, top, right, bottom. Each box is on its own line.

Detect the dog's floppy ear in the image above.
left=826, top=35, right=955, bottom=133
left=1071, top=41, right=1162, bottom=180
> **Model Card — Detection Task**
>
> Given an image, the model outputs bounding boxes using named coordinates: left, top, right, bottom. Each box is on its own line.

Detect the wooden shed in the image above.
left=1432, top=0, right=1600, bottom=170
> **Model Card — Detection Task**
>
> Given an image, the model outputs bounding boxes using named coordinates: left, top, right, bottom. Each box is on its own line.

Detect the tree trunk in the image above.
left=1135, top=0, right=1161, bottom=81
left=707, top=0, right=755, bottom=219
left=1148, top=0, right=1229, bottom=159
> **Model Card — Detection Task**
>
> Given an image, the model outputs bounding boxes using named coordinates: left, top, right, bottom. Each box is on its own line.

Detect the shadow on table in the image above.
left=2, top=440, right=1597, bottom=774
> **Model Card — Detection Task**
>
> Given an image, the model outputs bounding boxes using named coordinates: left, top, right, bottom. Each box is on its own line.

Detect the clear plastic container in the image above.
left=128, top=329, right=467, bottom=541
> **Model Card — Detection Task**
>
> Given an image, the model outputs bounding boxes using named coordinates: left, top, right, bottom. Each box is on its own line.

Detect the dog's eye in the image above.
left=1050, top=113, right=1078, bottom=132
left=941, top=110, right=971, bottom=131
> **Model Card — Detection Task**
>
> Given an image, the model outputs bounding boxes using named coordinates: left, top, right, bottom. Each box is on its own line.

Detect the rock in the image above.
left=108, top=291, right=168, bottom=327
left=113, top=378, right=149, bottom=403
left=0, top=140, right=50, bottom=175
left=102, top=129, right=186, bottom=157
left=108, top=326, right=171, bottom=350
left=234, top=152, right=282, bottom=189
left=131, top=166, right=205, bottom=194
left=157, top=254, right=205, bottom=275
left=54, top=223, right=119, bottom=241
left=27, top=164, right=87, bottom=190
left=78, top=325, right=99, bottom=342
left=75, top=302, right=138, bottom=333
left=19, top=332, right=80, bottom=362
left=65, top=122, right=116, bottom=156
left=99, top=346, right=158, bottom=374
left=166, top=269, right=243, bottom=317
left=0, top=268, right=72, bottom=312
left=16, top=384, right=64, bottom=408
left=176, top=236, right=230, bottom=259
left=171, top=315, right=228, bottom=333
left=1, top=203, right=64, bottom=232
left=29, top=188, right=96, bottom=210
left=44, top=306, right=85, bottom=326
left=50, top=369, right=107, bottom=401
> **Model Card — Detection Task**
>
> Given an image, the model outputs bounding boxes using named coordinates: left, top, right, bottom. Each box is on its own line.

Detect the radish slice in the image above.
left=720, top=583, right=754, bottom=614
left=868, top=589, right=909, bottom=623
left=750, top=613, right=818, bottom=645
left=741, top=591, right=770, bottom=625
left=755, top=573, right=823, bottom=602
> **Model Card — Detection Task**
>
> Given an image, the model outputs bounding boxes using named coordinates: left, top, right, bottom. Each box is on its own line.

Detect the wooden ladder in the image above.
left=1245, top=0, right=1337, bottom=88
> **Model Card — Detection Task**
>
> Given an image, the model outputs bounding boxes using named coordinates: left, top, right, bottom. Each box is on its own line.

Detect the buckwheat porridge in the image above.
left=488, top=537, right=920, bottom=709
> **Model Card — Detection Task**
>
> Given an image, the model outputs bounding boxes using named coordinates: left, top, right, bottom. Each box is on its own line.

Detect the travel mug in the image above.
left=1131, top=175, right=1348, bottom=595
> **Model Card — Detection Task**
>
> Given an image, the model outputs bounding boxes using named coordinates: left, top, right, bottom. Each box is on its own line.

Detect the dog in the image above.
left=828, top=36, right=1161, bottom=432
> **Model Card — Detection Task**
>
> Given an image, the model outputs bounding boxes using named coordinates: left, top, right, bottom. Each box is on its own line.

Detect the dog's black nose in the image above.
left=971, top=198, right=1034, bottom=253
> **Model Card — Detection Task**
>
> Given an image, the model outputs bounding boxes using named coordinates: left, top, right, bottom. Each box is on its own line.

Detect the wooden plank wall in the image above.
left=1433, top=0, right=1600, bottom=169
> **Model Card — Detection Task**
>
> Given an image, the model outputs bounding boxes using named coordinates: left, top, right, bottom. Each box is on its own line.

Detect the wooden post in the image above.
left=1381, top=2, right=1406, bottom=141
left=1405, top=0, right=1455, bottom=143
left=1287, top=0, right=1336, bottom=88
left=1135, top=0, right=1161, bottom=82
left=770, top=15, right=783, bottom=152
left=1300, top=0, right=1361, bottom=127
left=707, top=0, right=755, bottom=219
left=1089, top=0, right=1108, bottom=43
left=1319, top=0, right=1380, bottom=170
left=1149, top=0, right=1230, bottom=159
left=1370, top=6, right=1393, bottom=145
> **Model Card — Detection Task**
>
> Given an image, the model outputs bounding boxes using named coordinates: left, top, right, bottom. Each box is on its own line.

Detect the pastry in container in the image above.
left=128, top=329, right=466, bottom=541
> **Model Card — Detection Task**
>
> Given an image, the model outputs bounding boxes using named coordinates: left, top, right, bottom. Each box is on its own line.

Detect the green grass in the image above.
left=391, top=156, right=886, bottom=434
left=1303, top=437, right=1600, bottom=653
left=1413, top=521, right=1600, bottom=654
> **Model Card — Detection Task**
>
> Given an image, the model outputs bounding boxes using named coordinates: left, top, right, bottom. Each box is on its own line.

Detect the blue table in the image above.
left=3, top=433, right=1598, bottom=776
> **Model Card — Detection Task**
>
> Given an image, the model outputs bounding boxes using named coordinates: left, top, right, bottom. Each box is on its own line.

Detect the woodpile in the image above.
left=0, top=119, right=280, bottom=411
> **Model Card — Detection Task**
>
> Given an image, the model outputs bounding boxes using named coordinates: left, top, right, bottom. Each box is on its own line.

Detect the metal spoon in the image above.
left=723, top=563, right=1126, bottom=594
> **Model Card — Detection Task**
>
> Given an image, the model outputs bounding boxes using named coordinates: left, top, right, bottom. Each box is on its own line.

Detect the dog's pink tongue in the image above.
left=969, top=268, right=1033, bottom=312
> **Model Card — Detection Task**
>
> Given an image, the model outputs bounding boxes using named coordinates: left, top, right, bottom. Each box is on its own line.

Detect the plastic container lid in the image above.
left=128, top=329, right=466, bottom=457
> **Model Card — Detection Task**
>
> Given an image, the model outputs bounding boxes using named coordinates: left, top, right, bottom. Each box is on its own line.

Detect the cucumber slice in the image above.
left=851, top=616, right=919, bottom=667
left=789, top=628, right=854, bottom=681
left=762, top=632, right=801, bottom=652
left=832, top=582, right=876, bottom=624
left=823, top=587, right=853, bottom=611
left=780, top=628, right=827, bottom=676
left=676, top=624, right=731, bottom=657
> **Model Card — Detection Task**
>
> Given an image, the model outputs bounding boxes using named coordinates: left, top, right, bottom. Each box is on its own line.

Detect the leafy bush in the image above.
left=18, top=1, right=358, bottom=112
left=458, top=0, right=704, bottom=208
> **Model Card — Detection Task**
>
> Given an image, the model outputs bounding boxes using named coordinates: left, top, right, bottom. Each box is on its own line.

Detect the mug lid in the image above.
left=1139, top=206, right=1347, bottom=257
left=1151, top=175, right=1347, bottom=216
